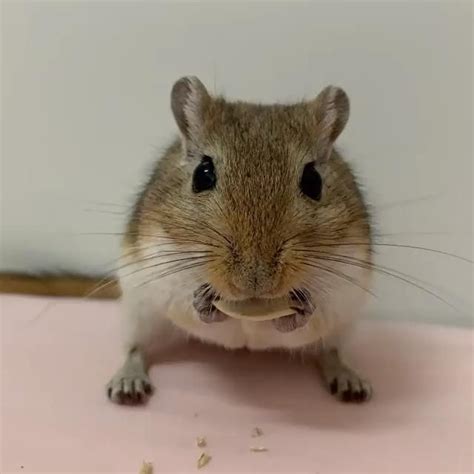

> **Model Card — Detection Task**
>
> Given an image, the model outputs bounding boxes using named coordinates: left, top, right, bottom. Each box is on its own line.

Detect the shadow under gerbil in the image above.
left=150, top=322, right=437, bottom=430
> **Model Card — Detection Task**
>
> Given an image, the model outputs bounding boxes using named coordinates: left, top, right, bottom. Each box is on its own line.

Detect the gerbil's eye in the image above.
left=192, top=156, right=216, bottom=193
left=300, top=162, right=322, bottom=201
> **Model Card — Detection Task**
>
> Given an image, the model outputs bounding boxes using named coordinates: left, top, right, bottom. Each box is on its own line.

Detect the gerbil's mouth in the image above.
left=192, top=285, right=315, bottom=332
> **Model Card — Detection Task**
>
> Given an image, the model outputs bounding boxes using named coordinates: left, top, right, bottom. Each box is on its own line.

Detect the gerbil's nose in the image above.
left=231, top=259, right=279, bottom=297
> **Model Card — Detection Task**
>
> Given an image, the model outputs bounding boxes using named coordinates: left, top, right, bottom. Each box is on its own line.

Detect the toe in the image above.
left=122, top=378, right=133, bottom=398
left=359, top=380, right=373, bottom=402
left=341, top=381, right=353, bottom=402
left=133, top=379, right=146, bottom=403
left=106, top=371, right=154, bottom=405
left=352, top=390, right=363, bottom=402
left=325, top=369, right=372, bottom=403
left=144, top=381, right=154, bottom=395
left=110, top=381, right=125, bottom=404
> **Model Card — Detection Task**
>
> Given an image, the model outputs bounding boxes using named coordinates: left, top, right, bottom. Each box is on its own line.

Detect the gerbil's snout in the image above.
left=228, top=249, right=283, bottom=298
left=233, top=262, right=274, bottom=297
left=216, top=214, right=293, bottom=299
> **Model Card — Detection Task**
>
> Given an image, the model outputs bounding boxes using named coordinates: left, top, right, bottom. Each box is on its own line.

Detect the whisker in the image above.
left=84, top=200, right=131, bottom=209
left=82, top=242, right=205, bottom=283
left=149, top=199, right=232, bottom=247
left=83, top=276, right=120, bottom=299
left=136, top=260, right=215, bottom=289
left=300, top=253, right=462, bottom=313
left=86, top=254, right=212, bottom=298
left=114, top=254, right=212, bottom=283
left=83, top=208, right=126, bottom=216
left=107, top=248, right=212, bottom=281
left=374, top=231, right=462, bottom=238
left=294, top=248, right=443, bottom=291
left=298, top=242, right=473, bottom=264
left=296, top=259, right=376, bottom=298
left=377, top=193, right=441, bottom=211
left=79, top=231, right=222, bottom=249
left=290, top=288, right=305, bottom=307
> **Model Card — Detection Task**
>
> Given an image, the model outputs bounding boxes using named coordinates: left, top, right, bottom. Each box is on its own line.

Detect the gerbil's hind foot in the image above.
left=106, top=349, right=154, bottom=405
left=318, top=348, right=372, bottom=403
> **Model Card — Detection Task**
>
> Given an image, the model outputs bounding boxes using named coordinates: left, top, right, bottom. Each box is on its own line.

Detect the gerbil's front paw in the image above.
left=193, top=283, right=228, bottom=323
left=106, top=371, right=154, bottom=405
left=324, top=367, right=372, bottom=403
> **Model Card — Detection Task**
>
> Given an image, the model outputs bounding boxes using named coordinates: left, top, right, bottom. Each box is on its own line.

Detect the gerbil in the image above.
left=106, top=76, right=373, bottom=404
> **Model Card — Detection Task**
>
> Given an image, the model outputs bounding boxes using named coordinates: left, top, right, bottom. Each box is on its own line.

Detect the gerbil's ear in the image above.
left=310, top=86, right=350, bottom=160
left=171, top=76, right=210, bottom=143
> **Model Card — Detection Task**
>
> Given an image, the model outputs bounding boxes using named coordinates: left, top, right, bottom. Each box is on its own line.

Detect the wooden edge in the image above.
left=0, top=273, right=120, bottom=299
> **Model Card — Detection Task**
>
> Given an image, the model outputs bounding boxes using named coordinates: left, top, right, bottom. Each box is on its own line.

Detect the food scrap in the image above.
left=250, top=446, right=268, bottom=453
left=196, top=436, right=207, bottom=448
left=197, top=452, right=212, bottom=469
left=251, top=427, right=263, bottom=437
left=139, top=461, right=153, bottom=474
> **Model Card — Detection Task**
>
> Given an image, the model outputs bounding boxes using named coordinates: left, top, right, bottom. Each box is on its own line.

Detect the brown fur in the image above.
left=1, top=78, right=371, bottom=303
left=124, top=77, right=371, bottom=301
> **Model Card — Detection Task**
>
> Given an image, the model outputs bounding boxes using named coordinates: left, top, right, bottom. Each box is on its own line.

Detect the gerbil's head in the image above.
left=139, top=76, right=371, bottom=302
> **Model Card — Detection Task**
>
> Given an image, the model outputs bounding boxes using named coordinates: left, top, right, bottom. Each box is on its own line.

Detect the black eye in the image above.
left=300, top=162, right=322, bottom=201
left=192, top=156, right=216, bottom=193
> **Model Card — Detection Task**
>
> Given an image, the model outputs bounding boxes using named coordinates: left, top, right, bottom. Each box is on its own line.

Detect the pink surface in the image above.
left=1, top=295, right=473, bottom=474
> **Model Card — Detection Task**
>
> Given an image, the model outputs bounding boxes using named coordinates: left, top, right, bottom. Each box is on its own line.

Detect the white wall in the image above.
left=1, top=1, right=472, bottom=325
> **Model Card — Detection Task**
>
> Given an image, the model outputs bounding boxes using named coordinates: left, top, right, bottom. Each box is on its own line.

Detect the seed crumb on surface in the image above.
left=197, top=452, right=212, bottom=469
left=139, top=461, right=153, bottom=474
left=251, top=427, right=263, bottom=437
left=196, top=436, right=207, bottom=448
left=250, top=446, right=268, bottom=452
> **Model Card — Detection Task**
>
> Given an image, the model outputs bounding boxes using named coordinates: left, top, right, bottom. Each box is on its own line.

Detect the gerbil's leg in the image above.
left=315, top=323, right=372, bottom=403
left=106, top=347, right=153, bottom=405
left=106, top=280, right=181, bottom=405
left=317, top=347, right=372, bottom=403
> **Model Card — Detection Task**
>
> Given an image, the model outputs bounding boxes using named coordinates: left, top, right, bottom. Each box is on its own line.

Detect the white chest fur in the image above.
left=118, top=247, right=371, bottom=352
left=166, top=291, right=328, bottom=350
